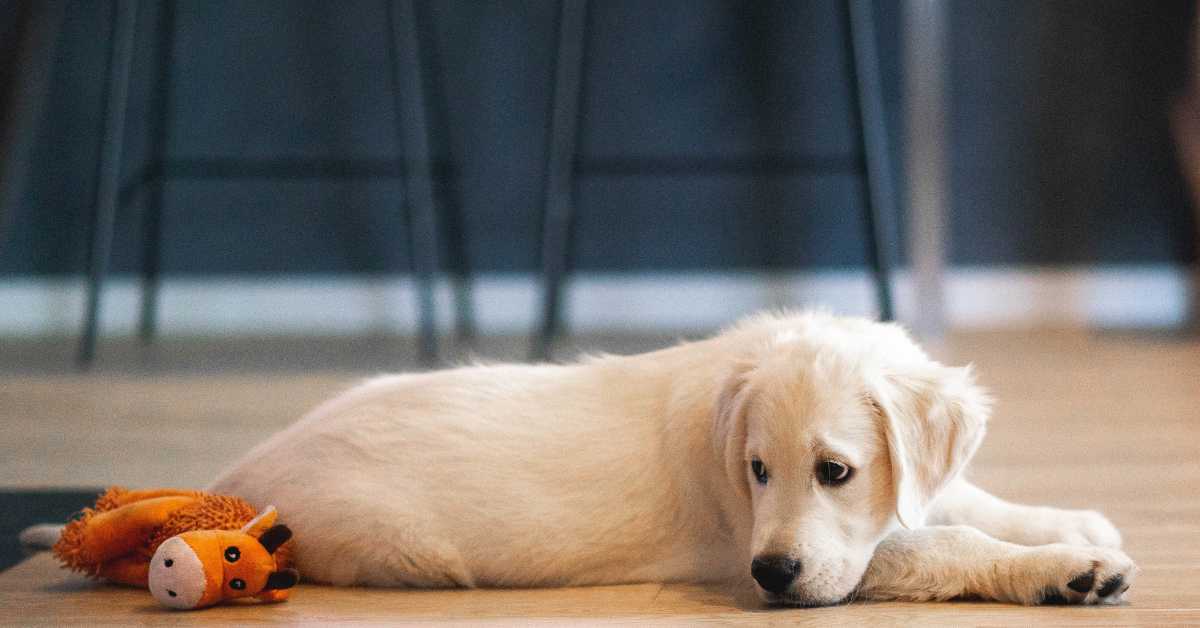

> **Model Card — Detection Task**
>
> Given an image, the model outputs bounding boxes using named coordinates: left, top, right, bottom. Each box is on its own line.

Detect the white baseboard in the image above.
left=0, top=266, right=1192, bottom=337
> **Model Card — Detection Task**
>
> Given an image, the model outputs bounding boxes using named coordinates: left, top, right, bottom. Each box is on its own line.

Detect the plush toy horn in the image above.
left=239, top=505, right=278, bottom=536
left=257, top=525, right=292, bottom=555
left=263, top=568, right=300, bottom=591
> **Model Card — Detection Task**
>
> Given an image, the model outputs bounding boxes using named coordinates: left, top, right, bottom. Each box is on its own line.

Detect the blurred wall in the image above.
left=0, top=0, right=1195, bottom=279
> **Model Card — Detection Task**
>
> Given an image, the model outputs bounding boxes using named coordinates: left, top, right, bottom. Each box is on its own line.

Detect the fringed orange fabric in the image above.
left=52, top=487, right=291, bottom=586
left=93, top=486, right=205, bottom=511
left=146, top=495, right=258, bottom=550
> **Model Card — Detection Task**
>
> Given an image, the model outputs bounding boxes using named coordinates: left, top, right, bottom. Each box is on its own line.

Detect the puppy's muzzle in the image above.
left=751, top=555, right=802, bottom=594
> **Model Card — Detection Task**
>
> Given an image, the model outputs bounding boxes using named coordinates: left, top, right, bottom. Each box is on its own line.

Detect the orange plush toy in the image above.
left=52, top=487, right=298, bottom=610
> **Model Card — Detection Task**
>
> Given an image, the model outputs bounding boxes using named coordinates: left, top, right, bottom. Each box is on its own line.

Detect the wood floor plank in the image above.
left=1, top=329, right=1198, bottom=624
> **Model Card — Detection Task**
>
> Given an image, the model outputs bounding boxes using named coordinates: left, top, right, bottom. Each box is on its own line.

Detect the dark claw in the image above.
left=1067, top=572, right=1095, bottom=594
left=1040, top=588, right=1070, bottom=605
left=1097, top=575, right=1124, bottom=598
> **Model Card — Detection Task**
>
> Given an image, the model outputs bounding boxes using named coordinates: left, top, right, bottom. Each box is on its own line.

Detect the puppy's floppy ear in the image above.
left=871, top=364, right=991, bottom=529
left=713, top=359, right=756, bottom=495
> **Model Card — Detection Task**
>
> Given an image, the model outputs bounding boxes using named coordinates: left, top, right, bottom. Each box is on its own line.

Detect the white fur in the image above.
left=858, top=525, right=1135, bottom=605
left=209, top=311, right=1135, bottom=605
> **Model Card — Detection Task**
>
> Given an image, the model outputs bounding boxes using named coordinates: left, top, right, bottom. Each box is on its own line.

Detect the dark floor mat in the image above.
left=0, top=489, right=102, bottom=572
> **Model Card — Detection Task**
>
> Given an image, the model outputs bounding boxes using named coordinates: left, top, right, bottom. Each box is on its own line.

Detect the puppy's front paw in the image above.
left=1009, top=507, right=1122, bottom=548
left=1056, top=509, right=1122, bottom=548
left=1007, top=544, right=1136, bottom=606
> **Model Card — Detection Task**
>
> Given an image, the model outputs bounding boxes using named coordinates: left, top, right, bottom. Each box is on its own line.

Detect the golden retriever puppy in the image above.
left=210, top=311, right=1135, bottom=606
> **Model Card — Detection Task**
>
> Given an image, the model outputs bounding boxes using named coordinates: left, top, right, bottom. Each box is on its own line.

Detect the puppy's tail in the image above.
left=19, top=523, right=64, bottom=552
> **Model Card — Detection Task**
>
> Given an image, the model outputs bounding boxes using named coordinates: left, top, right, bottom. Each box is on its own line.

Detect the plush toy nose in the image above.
left=149, top=537, right=208, bottom=609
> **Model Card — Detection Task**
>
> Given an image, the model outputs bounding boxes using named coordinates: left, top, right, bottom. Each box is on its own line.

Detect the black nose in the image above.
left=751, top=555, right=802, bottom=594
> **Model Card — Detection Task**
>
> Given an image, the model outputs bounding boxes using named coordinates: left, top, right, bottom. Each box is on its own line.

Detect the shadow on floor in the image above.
left=0, top=489, right=101, bottom=572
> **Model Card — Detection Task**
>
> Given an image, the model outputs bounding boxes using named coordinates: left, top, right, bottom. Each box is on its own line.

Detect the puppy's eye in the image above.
left=816, top=460, right=853, bottom=486
left=750, top=458, right=769, bottom=485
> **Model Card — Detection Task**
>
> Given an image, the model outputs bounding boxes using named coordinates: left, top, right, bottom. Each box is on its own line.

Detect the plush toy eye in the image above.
left=229, top=578, right=246, bottom=590
left=163, top=558, right=173, bottom=567
left=224, top=546, right=241, bottom=563
left=750, top=458, right=769, bottom=485
left=816, top=460, right=854, bottom=486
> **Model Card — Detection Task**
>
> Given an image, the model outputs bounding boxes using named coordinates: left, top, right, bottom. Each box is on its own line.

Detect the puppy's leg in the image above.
left=927, top=478, right=1122, bottom=548
left=856, top=526, right=1136, bottom=605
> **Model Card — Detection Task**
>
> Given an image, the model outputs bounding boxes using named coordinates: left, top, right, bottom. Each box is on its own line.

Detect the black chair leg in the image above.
left=139, top=1, right=174, bottom=344
left=444, top=209, right=476, bottom=345
left=389, top=0, right=439, bottom=367
left=0, top=2, right=66, bottom=250
left=846, top=0, right=897, bottom=321
left=533, top=0, right=588, bottom=361
left=79, top=0, right=139, bottom=368
left=139, top=183, right=162, bottom=343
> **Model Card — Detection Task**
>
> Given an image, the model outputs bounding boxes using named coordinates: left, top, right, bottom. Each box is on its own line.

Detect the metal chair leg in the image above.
left=533, top=0, right=588, bottom=361
left=389, top=0, right=439, bottom=366
left=79, top=0, right=139, bottom=368
left=846, top=0, right=897, bottom=321
left=138, top=1, right=174, bottom=344
left=445, top=208, right=476, bottom=345
left=0, top=2, right=66, bottom=251
left=138, top=182, right=162, bottom=343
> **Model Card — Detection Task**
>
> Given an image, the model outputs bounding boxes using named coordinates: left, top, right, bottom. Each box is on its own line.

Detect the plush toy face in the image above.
left=149, top=507, right=297, bottom=610
left=149, top=535, right=215, bottom=609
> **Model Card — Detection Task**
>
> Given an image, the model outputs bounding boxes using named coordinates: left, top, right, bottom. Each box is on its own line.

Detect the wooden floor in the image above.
left=2, top=329, right=1198, bottom=625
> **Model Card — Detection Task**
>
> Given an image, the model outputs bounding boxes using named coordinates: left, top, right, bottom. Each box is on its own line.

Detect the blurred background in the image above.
left=0, top=0, right=1198, bottom=572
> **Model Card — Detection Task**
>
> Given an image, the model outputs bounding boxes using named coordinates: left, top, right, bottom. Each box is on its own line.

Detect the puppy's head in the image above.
left=712, top=313, right=990, bottom=606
